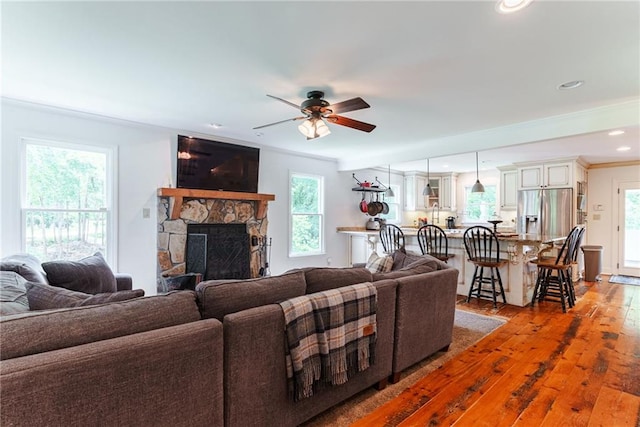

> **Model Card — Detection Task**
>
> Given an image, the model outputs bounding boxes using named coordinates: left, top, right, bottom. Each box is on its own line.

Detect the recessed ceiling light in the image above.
left=255, top=132, right=264, bottom=137
left=496, top=0, right=533, bottom=14
left=557, top=80, right=584, bottom=90
left=608, top=130, right=625, bottom=136
left=617, top=146, right=631, bottom=152
left=210, top=123, right=222, bottom=129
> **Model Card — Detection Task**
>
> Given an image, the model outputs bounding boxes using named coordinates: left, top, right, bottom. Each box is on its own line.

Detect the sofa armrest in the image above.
left=0, top=319, right=224, bottom=426
left=115, top=273, right=133, bottom=291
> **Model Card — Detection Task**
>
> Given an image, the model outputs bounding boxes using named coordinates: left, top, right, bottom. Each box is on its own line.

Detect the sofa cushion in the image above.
left=0, top=272, right=30, bottom=316
left=400, top=255, right=442, bottom=272
left=302, top=267, right=373, bottom=294
left=196, top=270, right=307, bottom=321
left=41, top=252, right=117, bottom=294
left=0, top=254, right=48, bottom=284
left=25, top=282, right=144, bottom=311
left=0, top=291, right=202, bottom=360
left=365, top=252, right=393, bottom=274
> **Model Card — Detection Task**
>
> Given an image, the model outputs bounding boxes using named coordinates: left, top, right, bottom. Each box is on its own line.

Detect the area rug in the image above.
left=609, top=275, right=640, bottom=286
left=301, top=309, right=507, bottom=426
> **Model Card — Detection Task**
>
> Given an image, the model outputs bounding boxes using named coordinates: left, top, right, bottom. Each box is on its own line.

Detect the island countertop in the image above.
left=336, top=226, right=565, bottom=245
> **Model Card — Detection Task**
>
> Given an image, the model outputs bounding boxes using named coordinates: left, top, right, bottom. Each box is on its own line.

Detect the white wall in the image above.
left=1, top=100, right=368, bottom=295
left=586, top=164, right=640, bottom=274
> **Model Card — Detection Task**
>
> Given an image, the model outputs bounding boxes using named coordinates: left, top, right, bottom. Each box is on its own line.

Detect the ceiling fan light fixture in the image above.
left=298, top=118, right=331, bottom=139
left=496, top=0, right=533, bottom=14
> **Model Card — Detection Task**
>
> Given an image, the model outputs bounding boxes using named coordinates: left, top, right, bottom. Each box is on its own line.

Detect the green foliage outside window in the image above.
left=465, top=185, right=497, bottom=221
left=290, top=174, right=323, bottom=255
left=24, top=142, right=109, bottom=261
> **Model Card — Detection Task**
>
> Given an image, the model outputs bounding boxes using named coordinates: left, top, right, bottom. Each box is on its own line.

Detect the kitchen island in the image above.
left=337, top=226, right=567, bottom=307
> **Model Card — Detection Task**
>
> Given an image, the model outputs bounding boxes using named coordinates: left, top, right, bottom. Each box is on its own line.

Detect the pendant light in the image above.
left=423, top=158, right=435, bottom=196
left=385, top=164, right=395, bottom=197
left=471, top=151, right=485, bottom=193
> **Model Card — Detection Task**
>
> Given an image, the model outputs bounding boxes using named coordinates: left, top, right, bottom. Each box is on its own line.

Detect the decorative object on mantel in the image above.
left=158, top=187, right=275, bottom=220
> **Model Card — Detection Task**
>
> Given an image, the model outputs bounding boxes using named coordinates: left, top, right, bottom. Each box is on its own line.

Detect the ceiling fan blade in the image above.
left=253, top=116, right=306, bottom=130
left=327, top=97, right=370, bottom=114
left=326, top=115, right=376, bottom=133
left=266, top=94, right=301, bottom=109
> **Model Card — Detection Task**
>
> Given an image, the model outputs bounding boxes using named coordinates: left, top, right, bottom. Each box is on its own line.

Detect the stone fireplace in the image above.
left=156, top=188, right=275, bottom=291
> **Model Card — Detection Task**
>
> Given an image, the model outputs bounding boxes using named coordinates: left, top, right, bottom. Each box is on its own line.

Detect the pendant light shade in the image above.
left=423, top=158, right=435, bottom=196
left=471, top=151, right=485, bottom=193
left=386, top=164, right=395, bottom=197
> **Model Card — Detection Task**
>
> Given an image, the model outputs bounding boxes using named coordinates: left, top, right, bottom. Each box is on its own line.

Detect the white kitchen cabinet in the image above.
left=499, top=168, right=518, bottom=210
left=403, top=174, right=427, bottom=211
left=518, top=161, right=573, bottom=189
left=439, top=174, right=457, bottom=210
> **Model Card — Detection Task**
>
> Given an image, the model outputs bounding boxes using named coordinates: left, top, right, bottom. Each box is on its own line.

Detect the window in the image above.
left=22, top=139, right=114, bottom=262
left=464, top=185, right=497, bottom=222
left=290, top=173, right=324, bottom=256
left=379, top=185, right=400, bottom=224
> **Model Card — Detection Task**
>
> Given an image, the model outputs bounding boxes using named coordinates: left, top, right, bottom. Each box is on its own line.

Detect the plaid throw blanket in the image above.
left=279, top=282, right=377, bottom=401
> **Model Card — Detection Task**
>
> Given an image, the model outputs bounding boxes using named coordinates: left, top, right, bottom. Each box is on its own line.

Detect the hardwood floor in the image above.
left=353, top=276, right=640, bottom=426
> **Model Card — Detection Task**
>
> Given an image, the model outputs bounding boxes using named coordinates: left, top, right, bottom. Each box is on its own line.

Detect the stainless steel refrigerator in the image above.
left=516, top=188, right=573, bottom=237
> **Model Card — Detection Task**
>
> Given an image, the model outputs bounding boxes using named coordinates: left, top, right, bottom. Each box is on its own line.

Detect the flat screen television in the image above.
left=176, top=135, right=260, bottom=193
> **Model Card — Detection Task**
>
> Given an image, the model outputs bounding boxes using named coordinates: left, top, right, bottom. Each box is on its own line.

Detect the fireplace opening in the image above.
left=186, top=223, right=251, bottom=280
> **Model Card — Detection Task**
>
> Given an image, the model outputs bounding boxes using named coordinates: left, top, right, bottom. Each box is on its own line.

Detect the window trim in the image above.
left=20, top=137, right=118, bottom=267
left=288, top=171, right=325, bottom=258
left=462, top=184, right=497, bottom=224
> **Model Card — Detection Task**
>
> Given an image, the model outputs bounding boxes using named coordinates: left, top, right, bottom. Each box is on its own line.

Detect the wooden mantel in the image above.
left=158, top=187, right=275, bottom=220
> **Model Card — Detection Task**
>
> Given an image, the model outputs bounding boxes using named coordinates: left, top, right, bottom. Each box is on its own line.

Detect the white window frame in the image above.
left=20, top=138, right=117, bottom=266
left=463, top=184, right=498, bottom=224
left=379, top=184, right=401, bottom=224
left=289, top=171, right=325, bottom=257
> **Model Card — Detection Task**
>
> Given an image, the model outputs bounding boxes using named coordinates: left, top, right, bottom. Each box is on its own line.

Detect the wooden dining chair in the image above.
left=417, top=224, right=454, bottom=263
left=379, top=224, right=405, bottom=254
left=463, top=226, right=508, bottom=308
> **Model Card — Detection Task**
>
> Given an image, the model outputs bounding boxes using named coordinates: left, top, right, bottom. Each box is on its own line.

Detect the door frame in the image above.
left=617, top=181, right=640, bottom=277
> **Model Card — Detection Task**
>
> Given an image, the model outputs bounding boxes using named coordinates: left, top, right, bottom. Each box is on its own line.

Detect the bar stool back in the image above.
left=463, top=226, right=508, bottom=308
left=379, top=224, right=405, bottom=254
left=417, top=224, right=454, bottom=263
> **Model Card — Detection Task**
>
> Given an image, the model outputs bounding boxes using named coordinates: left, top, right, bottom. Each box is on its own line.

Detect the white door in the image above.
left=618, top=181, right=640, bottom=277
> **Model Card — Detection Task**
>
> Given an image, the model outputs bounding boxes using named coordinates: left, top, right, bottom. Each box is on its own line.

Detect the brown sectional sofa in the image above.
left=195, top=253, right=459, bottom=426
left=0, top=252, right=458, bottom=427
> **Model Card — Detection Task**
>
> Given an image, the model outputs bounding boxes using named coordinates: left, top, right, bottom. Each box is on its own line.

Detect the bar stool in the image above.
left=417, top=224, right=454, bottom=263
left=379, top=224, right=405, bottom=254
left=463, top=226, right=508, bottom=308
left=531, top=226, right=582, bottom=312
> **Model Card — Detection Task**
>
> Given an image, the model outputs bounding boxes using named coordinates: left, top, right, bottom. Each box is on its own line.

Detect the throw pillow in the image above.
left=365, top=252, right=393, bottom=274
left=0, top=271, right=31, bottom=316
left=25, top=282, right=144, bottom=311
left=42, top=252, right=117, bottom=294
left=0, top=254, right=48, bottom=284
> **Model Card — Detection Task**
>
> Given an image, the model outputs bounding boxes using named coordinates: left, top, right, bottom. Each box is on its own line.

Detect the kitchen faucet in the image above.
left=431, top=202, right=440, bottom=225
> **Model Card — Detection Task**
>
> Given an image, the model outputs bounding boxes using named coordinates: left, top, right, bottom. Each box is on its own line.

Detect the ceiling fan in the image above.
left=253, top=90, right=376, bottom=140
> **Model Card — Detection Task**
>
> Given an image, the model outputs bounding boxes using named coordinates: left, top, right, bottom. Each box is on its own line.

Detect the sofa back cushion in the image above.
left=0, top=254, right=48, bottom=284
left=41, top=252, right=117, bottom=294
left=372, top=254, right=443, bottom=281
left=25, top=282, right=144, bottom=311
left=196, top=270, right=307, bottom=321
left=0, top=291, right=201, bottom=360
left=0, top=272, right=31, bottom=316
left=302, top=267, right=373, bottom=294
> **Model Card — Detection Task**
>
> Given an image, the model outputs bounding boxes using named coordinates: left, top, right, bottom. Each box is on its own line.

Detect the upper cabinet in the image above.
left=439, top=173, right=457, bottom=210
left=499, top=167, right=518, bottom=210
left=518, top=161, right=573, bottom=189
left=404, top=173, right=456, bottom=211
left=404, top=174, right=426, bottom=211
